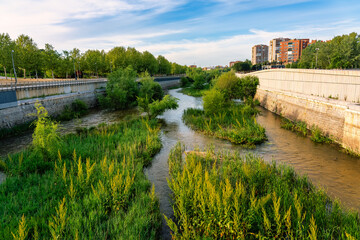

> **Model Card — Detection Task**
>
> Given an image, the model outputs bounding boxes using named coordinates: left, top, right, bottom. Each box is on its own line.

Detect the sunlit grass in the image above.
left=166, top=143, right=360, bottom=239
left=0, top=118, right=162, bottom=239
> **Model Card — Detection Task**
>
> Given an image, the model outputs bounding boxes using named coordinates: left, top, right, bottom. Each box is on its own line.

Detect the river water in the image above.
left=0, top=89, right=359, bottom=239
left=145, top=89, right=360, bottom=239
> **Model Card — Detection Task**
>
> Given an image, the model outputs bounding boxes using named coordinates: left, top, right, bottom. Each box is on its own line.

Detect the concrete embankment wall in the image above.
left=16, top=80, right=106, bottom=100
left=0, top=90, right=103, bottom=129
left=238, top=69, right=360, bottom=154
left=240, top=69, right=360, bottom=102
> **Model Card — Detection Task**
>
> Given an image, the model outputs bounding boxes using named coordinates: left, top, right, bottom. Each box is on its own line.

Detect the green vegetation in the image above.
left=98, top=67, right=139, bottom=110
left=231, top=60, right=252, bottom=72
left=281, top=118, right=333, bottom=144
left=57, top=99, right=89, bottom=121
left=166, top=143, right=360, bottom=239
left=0, top=33, right=186, bottom=79
left=183, top=71, right=265, bottom=146
left=0, top=122, right=34, bottom=139
left=180, top=85, right=209, bottom=97
left=295, top=32, right=360, bottom=69
left=148, top=95, right=179, bottom=118
left=183, top=105, right=266, bottom=147
left=0, top=103, right=162, bottom=239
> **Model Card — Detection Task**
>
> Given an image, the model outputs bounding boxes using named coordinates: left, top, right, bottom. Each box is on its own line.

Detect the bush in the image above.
left=139, top=76, right=164, bottom=101
left=32, top=102, right=60, bottom=160
left=214, top=72, right=259, bottom=100
left=99, top=67, right=138, bottom=110
left=214, top=71, right=241, bottom=100
left=149, top=95, right=179, bottom=118
left=202, top=89, right=227, bottom=115
left=193, top=73, right=206, bottom=90
left=180, top=77, right=190, bottom=87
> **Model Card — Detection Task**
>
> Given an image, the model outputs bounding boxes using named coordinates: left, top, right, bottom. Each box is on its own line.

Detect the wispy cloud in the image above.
left=1, top=0, right=360, bottom=66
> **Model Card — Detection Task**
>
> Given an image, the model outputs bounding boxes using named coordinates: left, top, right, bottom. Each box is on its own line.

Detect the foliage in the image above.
left=214, top=72, right=259, bottom=100
left=99, top=67, right=139, bottom=110
left=281, top=118, right=308, bottom=137
left=310, top=126, right=332, bottom=143
left=166, top=143, right=360, bottom=239
left=148, top=95, right=179, bottom=118
left=139, top=75, right=164, bottom=101
left=202, top=89, right=228, bottom=115
left=298, top=32, right=360, bottom=69
left=32, top=102, right=60, bottom=160
left=193, top=73, right=206, bottom=90
left=0, top=118, right=162, bottom=239
left=57, top=99, right=89, bottom=121
left=232, top=60, right=252, bottom=72
left=180, top=76, right=191, bottom=87
left=180, top=85, right=209, bottom=97
left=183, top=105, right=266, bottom=147
left=0, top=32, right=187, bottom=79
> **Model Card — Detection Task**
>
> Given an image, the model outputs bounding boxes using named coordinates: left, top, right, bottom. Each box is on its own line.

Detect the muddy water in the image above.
left=145, top=89, right=360, bottom=239
left=0, top=108, right=139, bottom=158
left=0, top=89, right=359, bottom=240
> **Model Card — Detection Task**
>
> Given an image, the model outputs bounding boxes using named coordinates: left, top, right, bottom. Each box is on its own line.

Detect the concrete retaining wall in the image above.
left=255, top=88, right=360, bottom=154
left=16, top=80, right=106, bottom=100
left=237, top=69, right=360, bottom=102
left=0, top=90, right=103, bottom=129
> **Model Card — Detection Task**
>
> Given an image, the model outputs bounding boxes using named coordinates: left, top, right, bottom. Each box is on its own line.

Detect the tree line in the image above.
left=0, top=33, right=187, bottom=79
left=289, top=32, right=360, bottom=69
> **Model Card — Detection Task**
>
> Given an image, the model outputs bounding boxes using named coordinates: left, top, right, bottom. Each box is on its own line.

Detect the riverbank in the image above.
left=0, top=117, right=162, bottom=239
left=166, top=144, right=360, bottom=239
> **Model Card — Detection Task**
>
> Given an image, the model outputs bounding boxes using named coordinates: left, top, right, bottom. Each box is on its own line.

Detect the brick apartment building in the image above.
left=229, top=61, right=240, bottom=67
left=279, top=39, right=309, bottom=64
left=251, top=44, right=268, bottom=65
left=269, top=38, right=290, bottom=63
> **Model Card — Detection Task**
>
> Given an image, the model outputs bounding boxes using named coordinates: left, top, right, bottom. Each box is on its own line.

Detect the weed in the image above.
left=166, top=143, right=360, bottom=239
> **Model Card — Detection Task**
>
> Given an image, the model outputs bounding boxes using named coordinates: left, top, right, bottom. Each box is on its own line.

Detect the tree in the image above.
left=232, top=60, right=252, bottom=72
left=106, top=46, right=126, bottom=71
left=44, top=44, right=60, bottom=79
left=15, top=34, right=38, bottom=78
left=0, top=33, right=15, bottom=79
left=157, top=55, right=171, bottom=75
left=99, top=67, right=138, bottom=110
left=140, top=51, right=158, bottom=75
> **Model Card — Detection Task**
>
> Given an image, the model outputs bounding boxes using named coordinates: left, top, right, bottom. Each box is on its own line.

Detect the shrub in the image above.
left=139, top=76, right=164, bottom=101
left=193, top=73, right=206, bottom=90
left=32, top=102, right=60, bottom=160
left=202, top=89, right=227, bottom=115
left=149, top=95, right=179, bottom=118
left=214, top=71, right=241, bottom=100
left=99, top=67, right=139, bottom=110
left=180, top=77, right=190, bottom=87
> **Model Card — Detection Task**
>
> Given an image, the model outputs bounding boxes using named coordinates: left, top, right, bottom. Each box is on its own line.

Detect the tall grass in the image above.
left=281, top=118, right=333, bottom=143
left=166, top=143, right=360, bottom=239
left=0, top=118, right=162, bottom=239
left=183, top=105, right=266, bottom=147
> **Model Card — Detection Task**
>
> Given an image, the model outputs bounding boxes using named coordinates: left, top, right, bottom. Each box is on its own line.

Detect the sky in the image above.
left=1, top=0, right=360, bottom=67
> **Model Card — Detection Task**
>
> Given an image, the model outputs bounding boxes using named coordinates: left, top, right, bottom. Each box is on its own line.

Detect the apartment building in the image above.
left=251, top=44, right=268, bottom=65
left=269, top=38, right=290, bottom=63
left=279, top=39, right=309, bottom=64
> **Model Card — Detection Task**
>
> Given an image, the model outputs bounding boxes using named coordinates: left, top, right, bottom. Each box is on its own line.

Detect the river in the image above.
left=0, top=89, right=359, bottom=240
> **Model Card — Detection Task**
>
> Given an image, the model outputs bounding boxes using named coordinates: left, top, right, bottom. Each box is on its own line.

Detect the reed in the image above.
left=166, top=143, right=360, bottom=239
left=183, top=104, right=266, bottom=147
left=0, top=118, right=162, bottom=239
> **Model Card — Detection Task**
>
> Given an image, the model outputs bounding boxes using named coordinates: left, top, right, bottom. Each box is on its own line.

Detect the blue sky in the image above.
left=1, top=0, right=360, bottom=66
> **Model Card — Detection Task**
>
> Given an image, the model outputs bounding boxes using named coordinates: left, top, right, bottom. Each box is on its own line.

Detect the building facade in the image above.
left=279, top=39, right=309, bottom=64
left=269, top=38, right=290, bottom=63
left=251, top=44, right=269, bottom=65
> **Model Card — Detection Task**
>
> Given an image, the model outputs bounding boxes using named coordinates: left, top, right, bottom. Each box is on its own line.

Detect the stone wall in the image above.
left=255, top=88, right=360, bottom=154
left=0, top=90, right=103, bottom=129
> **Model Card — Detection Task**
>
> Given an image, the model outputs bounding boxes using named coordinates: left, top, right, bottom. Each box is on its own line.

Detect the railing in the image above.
left=0, top=79, right=107, bottom=92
